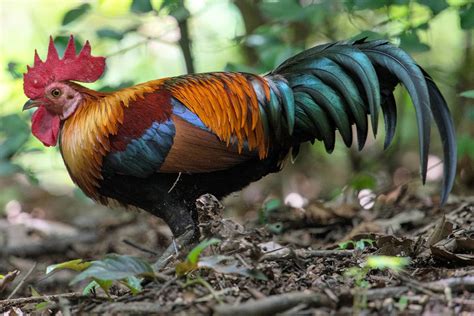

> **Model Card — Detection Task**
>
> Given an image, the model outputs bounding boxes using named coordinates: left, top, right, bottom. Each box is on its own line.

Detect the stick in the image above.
left=427, top=276, right=474, bottom=292
left=90, top=302, right=163, bottom=313
left=364, top=276, right=474, bottom=300
left=0, top=292, right=109, bottom=312
left=213, top=291, right=333, bottom=316
left=7, top=263, right=37, bottom=299
left=1, top=233, right=97, bottom=258
left=123, top=239, right=158, bottom=256
left=260, top=248, right=354, bottom=261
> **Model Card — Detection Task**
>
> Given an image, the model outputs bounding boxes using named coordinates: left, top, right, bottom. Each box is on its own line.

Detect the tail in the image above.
left=262, top=39, right=456, bottom=204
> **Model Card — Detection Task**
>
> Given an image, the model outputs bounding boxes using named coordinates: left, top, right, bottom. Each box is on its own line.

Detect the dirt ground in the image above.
left=0, top=182, right=473, bottom=315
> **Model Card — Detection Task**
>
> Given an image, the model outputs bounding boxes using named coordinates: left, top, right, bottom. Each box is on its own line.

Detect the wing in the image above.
left=102, top=82, right=258, bottom=177
left=163, top=72, right=271, bottom=158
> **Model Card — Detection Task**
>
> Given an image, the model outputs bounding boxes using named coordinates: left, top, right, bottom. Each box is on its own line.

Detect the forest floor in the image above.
left=0, top=186, right=473, bottom=315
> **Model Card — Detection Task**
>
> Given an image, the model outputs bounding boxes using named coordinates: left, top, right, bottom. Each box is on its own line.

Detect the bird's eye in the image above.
left=51, top=88, right=61, bottom=98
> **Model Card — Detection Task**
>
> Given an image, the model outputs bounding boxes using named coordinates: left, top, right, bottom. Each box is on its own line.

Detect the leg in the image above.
left=152, top=203, right=199, bottom=270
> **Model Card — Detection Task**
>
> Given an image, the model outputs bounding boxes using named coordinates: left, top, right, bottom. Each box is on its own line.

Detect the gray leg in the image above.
left=151, top=203, right=199, bottom=271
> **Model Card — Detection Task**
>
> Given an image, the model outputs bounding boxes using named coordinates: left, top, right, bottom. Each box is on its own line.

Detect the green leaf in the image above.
left=62, top=3, right=91, bottom=25
left=35, top=302, right=51, bottom=311
left=160, top=0, right=180, bottom=12
left=418, top=0, right=449, bottom=15
left=53, top=36, right=83, bottom=57
left=0, top=162, right=22, bottom=176
left=98, top=81, right=134, bottom=92
left=458, top=134, right=474, bottom=159
left=266, top=222, right=283, bottom=234
left=82, top=280, right=99, bottom=295
left=350, top=174, right=376, bottom=190
left=95, top=278, right=113, bottom=296
left=339, top=240, right=355, bottom=250
left=460, top=90, right=474, bottom=98
left=30, top=286, right=42, bottom=297
left=96, top=28, right=124, bottom=41
left=351, top=31, right=386, bottom=41
left=7, top=62, right=22, bottom=79
left=82, top=279, right=113, bottom=296
left=366, top=256, right=410, bottom=270
left=259, top=0, right=322, bottom=22
left=355, top=239, right=375, bottom=250
left=46, top=259, right=92, bottom=274
left=187, top=238, right=221, bottom=265
left=460, top=4, right=474, bottom=29
left=71, top=254, right=154, bottom=284
left=175, top=260, right=196, bottom=276
left=346, top=0, right=396, bottom=10
left=398, top=295, right=409, bottom=311
left=399, top=31, right=430, bottom=53
left=0, top=114, right=30, bottom=159
left=131, top=0, right=153, bottom=13
left=259, top=198, right=282, bottom=224
left=176, top=239, right=221, bottom=276
left=122, top=276, right=143, bottom=295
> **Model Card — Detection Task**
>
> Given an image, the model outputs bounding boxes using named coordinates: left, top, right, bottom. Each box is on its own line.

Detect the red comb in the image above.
left=23, top=35, right=106, bottom=99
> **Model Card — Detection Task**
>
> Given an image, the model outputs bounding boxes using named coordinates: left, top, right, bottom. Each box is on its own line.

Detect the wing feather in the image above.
left=164, top=73, right=269, bottom=158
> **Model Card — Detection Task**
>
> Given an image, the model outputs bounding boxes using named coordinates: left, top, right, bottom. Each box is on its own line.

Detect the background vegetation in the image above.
left=0, top=0, right=473, bottom=216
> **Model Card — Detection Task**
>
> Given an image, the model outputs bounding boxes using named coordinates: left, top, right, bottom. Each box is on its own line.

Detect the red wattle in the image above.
left=31, top=106, right=60, bottom=147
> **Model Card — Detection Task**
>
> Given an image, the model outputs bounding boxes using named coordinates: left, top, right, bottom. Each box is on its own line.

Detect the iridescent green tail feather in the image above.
left=262, top=39, right=456, bottom=204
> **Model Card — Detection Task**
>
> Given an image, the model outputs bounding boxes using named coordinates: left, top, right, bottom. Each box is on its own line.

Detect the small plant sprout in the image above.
left=46, top=255, right=155, bottom=296
left=345, top=255, right=411, bottom=312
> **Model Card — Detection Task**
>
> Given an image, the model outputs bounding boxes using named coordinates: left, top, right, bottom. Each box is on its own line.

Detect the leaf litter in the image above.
left=0, top=192, right=473, bottom=315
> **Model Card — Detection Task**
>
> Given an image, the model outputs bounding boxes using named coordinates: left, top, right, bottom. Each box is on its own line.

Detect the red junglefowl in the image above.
left=22, top=36, right=456, bottom=255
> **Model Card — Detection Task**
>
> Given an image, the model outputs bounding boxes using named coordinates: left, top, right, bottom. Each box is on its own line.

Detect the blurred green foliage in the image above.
left=0, top=0, right=473, bottom=200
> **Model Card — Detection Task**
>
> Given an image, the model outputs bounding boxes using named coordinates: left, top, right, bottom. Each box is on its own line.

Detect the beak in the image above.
left=23, top=99, right=40, bottom=111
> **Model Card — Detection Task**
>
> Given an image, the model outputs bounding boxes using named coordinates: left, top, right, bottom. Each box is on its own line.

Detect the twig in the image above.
left=365, top=286, right=408, bottom=300
left=213, top=291, right=333, bottom=316
left=297, top=249, right=355, bottom=259
left=396, top=272, right=443, bottom=300
left=413, top=202, right=471, bottom=236
left=107, top=39, right=149, bottom=57
left=154, top=276, right=178, bottom=298
left=184, top=277, right=224, bottom=304
left=1, top=233, right=97, bottom=258
left=0, top=292, right=109, bottom=313
left=372, top=159, right=444, bottom=199
left=363, top=276, right=474, bottom=301
left=90, top=302, right=163, bottom=314
left=195, top=287, right=239, bottom=303
left=260, top=248, right=354, bottom=261
left=173, top=1, right=194, bottom=73
left=426, top=276, right=474, bottom=292
left=7, top=263, right=37, bottom=299
left=123, top=239, right=158, bottom=256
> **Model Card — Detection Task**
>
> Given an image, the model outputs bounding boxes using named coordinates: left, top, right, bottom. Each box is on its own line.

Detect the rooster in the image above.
left=22, top=36, right=456, bottom=254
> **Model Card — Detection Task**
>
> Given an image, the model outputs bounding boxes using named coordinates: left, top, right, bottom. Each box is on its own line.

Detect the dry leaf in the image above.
left=376, top=235, right=414, bottom=256
left=430, top=235, right=474, bottom=265
left=426, top=216, right=453, bottom=246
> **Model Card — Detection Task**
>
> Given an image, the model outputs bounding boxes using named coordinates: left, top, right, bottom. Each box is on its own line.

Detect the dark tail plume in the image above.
left=262, top=39, right=456, bottom=204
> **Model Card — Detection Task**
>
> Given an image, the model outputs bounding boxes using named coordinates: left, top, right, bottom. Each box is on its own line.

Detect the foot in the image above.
left=152, top=229, right=196, bottom=271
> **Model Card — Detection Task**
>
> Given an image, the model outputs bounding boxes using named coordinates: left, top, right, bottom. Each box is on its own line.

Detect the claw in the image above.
left=152, top=229, right=196, bottom=271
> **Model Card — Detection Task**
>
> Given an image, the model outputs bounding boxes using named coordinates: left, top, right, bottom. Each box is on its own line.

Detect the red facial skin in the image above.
left=30, top=82, right=83, bottom=146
